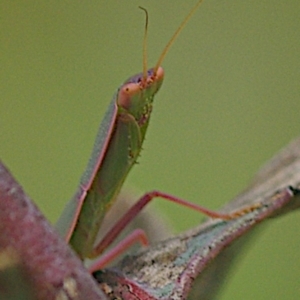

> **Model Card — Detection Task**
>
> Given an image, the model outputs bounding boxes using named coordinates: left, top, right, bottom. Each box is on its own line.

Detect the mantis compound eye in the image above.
left=117, top=83, right=141, bottom=110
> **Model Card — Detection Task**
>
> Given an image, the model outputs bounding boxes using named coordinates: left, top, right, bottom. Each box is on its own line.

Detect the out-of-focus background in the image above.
left=1, top=1, right=300, bottom=299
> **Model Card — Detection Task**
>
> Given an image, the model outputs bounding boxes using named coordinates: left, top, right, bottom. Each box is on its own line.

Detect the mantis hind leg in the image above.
left=88, top=190, right=262, bottom=267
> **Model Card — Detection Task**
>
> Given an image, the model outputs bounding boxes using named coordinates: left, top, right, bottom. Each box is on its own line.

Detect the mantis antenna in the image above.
left=154, top=0, right=204, bottom=74
left=138, top=6, right=149, bottom=82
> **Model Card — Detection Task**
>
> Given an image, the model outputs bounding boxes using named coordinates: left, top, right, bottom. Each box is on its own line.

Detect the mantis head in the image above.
left=116, top=67, right=164, bottom=125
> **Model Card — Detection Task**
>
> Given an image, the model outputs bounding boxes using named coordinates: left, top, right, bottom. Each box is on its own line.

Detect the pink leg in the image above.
left=88, top=229, right=148, bottom=273
left=90, top=190, right=260, bottom=259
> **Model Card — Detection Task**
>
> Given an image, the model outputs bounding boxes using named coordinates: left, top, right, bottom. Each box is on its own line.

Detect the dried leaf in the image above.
left=94, top=138, right=300, bottom=299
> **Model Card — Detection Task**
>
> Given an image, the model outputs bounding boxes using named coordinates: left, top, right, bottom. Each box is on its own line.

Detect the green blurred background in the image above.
left=1, top=0, right=300, bottom=299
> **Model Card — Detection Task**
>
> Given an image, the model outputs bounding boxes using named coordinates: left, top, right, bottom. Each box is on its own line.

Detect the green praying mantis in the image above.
left=56, top=0, right=260, bottom=271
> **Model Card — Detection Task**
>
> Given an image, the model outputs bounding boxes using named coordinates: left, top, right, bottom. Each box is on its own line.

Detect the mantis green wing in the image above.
left=55, top=99, right=116, bottom=248
left=56, top=67, right=164, bottom=259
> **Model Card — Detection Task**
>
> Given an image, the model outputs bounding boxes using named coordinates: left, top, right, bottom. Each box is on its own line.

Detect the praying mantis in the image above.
left=56, top=0, right=260, bottom=270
